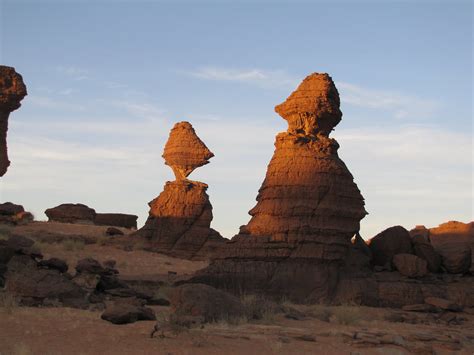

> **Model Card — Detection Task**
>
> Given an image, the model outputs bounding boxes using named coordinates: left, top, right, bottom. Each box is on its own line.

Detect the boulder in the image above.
left=101, top=303, right=156, bottom=324
left=369, top=226, right=413, bottom=266
left=38, top=258, right=68, bottom=273
left=411, top=235, right=441, bottom=273
left=190, top=73, right=366, bottom=302
left=170, top=284, right=245, bottom=323
left=0, top=202, right=33, bottom=225
left=105, top=227, right=124, bottom=236
left=45, top=203, right=96, bottom=224
left=392, top=253, right=428, bottom=278
left=424, top=297, right=462, bottom=312
left=428, top=221, right=473, bottom=273
left=5, top=255, right=86, bottom=307
left=344, top=233, right=372, bottom=272
left=75, top=258, right=108, bottom=275
left=0, top=66, right=27, bottom=177
left=95, top=213, right=138, bottom=229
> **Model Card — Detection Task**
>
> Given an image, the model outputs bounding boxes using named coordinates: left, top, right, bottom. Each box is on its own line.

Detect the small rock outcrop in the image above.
left=94, top=213, right=138, bottom=229
left=191, top=73, right=366, bottom=302
left=134, top=121, right=224, bottom=260
left=0, top=202, right=33, bottom=225
left=429, top=221, right=473, bottom=274
left=0, top=66, right=27, bottom=177
left=368, top=226, right=413, bottom=266
left=45, top=203, right=96, bottom=224
left=411, top=235, right=441, bottom=273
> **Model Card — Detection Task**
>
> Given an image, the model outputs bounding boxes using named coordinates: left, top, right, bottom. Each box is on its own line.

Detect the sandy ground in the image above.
left=5, top=222, right=208, bottom=280
left=1, top=305, right=474, bottom=355
left=1, top=222, right=474, bottom=354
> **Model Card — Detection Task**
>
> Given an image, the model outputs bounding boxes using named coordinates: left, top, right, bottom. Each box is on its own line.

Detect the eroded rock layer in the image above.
left=191, top=73, right=366, bottom=302
left=0, top=66, right=27, bottom=177
left=137, top=180, right=223, bottom=259
left=163, top=121, right=214, bottom=180
left=135, top=121, right=224, bottom=259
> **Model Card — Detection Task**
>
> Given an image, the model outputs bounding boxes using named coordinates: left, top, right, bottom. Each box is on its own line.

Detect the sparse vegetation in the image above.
left=0, top=225, right=12, bottom=240
left=0, top=292, right=19, bottom=314
left=241, top=294, right=278, bottom=323
left=96, top=236, right=108, bottom=246
left=62, top=239, right=85, bottom=251
left=307, top=304, right=333, bottom=322
left=133, top=240, right=148, bottom=251
left=331, top=306, right=362, bottom=325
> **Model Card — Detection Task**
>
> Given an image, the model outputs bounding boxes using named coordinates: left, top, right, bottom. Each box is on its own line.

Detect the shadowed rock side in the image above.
left=191, top=73, right=366, bottom=302
left=0, top=65, right=27, bottom=177
left=163, top=121, right=214, bottom=180
left=135, top=121, right=224, bottom=260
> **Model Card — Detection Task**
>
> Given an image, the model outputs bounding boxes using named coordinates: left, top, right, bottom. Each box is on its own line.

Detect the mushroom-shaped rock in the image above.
left=190, top=73, right=366, bottom=303
left=275, top=73, right=342, bottom=136
left=0, top=66, right=27, bottom=176
left=162, top=121, right=214, bottom=180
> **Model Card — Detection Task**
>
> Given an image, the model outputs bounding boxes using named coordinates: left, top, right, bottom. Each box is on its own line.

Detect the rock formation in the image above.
left=0, top=66, right=27, bottom=176
left=135, top=121, right=224, bottom=260
left=45, top=203, right=96, bottom=224
left=368, top=226, right=413, bottom=267
left=191, top=73, right=367, bottom=302
left=94, top=213, right=138, bottom=229
left=0, top=202, right=33, bottom=225
left=162, top=121, right=214, bottom=180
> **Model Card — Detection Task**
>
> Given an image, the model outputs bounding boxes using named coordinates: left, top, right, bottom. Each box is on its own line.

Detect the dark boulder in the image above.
left=101, top=303, right=156, bottom=324
left=369, top=226, right=413, bottom=266
left=95, top=213, right=138, bottom=229
left=38, top=258, right=68, bottom=273
left=45, top=203, right=96, bottom=224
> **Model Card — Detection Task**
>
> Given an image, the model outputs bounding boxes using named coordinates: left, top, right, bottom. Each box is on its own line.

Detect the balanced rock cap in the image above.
left=162, top=121, right=214, bottom=180
left=0, top=66, right=27, bottom=112
left=275, top=73, right=341, bottom=137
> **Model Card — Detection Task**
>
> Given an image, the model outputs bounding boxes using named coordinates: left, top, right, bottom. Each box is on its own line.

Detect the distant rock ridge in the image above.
left=0, top=65, right=27, bottom=176
left=190, top=73, right=367, bottom=302
left=134, top=121, right=224, bottom=260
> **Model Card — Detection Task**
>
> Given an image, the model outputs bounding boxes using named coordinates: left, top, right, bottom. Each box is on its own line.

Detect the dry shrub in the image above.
left=241, top=294, right=279, bottom=323
left=331, top=306, right=362, bottom=325
left=62, top=239, right=85, bottom=251
left=306, top=304, right=332, bottom=322
left=96, top=236, right=108, bottom=246
left=11, top=343, right=33, bottom=355
left=0, top=292, right=19, bottom=314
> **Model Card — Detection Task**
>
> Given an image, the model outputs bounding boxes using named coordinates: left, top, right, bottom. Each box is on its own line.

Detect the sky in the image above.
left=0, top=0, right=472, bottom=239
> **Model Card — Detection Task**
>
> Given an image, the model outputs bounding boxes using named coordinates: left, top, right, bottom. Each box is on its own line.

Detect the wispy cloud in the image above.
left=27, top=95, right=86, bottom=111
left=56, top=66, right=90, bottom=81
left=336, top=82, right=439, bottom=119
left=187, top=67, right=298, bottom=89
left=188, top=66, right=440, bottom=119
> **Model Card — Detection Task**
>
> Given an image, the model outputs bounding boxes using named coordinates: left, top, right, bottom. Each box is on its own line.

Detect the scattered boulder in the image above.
left=38, top=258, right=68, bottom=273
left=101, top=302, right=156, bottom=324
left=170, top=283, right=245, bottom=323
left=45, top=203, right=96, bottom=224
left=76, top=258, right=109, bottom=276
left=369, top=226, right=413, bottom=266
left=5, top=254, right=86, bottom=307
left=428, top=221, right=473, bottom=274
left=191, top=73, right=366, bottom=302
left=392, top=253, right=428, bottom=278
left=95, top=213, right=138, bottom=229
left=424, top=297, right=462, bottom=312
left=134, top=121, right=225, bottom=260
left=411, top=235, right=441, bottom=272
left=0, top=202, right=33, bottom=225
left=0, top=66, right=27, bottom=177
left=105, top=227, right=124, bottom=236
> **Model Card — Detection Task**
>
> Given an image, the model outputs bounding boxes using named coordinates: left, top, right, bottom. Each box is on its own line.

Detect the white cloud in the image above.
left=26, top=95, right=86, bottom=111
left=187, top=67, right=298, bottom=89
left=56, top=66, right=90, bottom=81
left=336, top=82, right=439, bottom=119
left=188, top=67, right=440, bottom=119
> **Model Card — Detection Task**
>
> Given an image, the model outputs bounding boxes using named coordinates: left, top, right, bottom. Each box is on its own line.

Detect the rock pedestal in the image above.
left=0, top=66, right=27, bottom=176
left=135, top=121, right=224, bottom=259
left=191, top=73, right=366, bottom=302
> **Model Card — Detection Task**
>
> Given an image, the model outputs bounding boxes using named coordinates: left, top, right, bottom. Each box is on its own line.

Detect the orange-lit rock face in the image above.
left=162, top=121, right=214, bottom=180
left=275, top=73, right=341, bottom=137
left=135, top=121, right=223, bottom=259
left=191, top=73, right=366, bottom=302
left=0, top=66, right=27, bottom=177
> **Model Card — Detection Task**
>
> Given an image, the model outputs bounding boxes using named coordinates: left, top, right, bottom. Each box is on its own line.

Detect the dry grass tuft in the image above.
left=62, top=239, right=85, bottom=251
left=0, top=292, right=19, bottom=314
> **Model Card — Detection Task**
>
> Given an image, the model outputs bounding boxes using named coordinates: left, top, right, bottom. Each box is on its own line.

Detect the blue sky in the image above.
left=0, top=0, right=472, bottom=238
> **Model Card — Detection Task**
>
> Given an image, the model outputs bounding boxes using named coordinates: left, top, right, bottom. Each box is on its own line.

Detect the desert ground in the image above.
left=1, top=222, right=474, bottom=355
